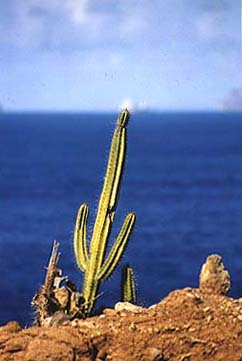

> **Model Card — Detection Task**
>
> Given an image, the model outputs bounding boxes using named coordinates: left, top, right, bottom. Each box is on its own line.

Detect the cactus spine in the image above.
left=74, top=110, right=136, bottom=315
left=121, top=264, right=136, bottom=304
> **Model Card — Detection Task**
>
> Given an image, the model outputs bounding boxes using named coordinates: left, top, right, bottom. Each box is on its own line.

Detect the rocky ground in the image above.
left=0, top=255, right=242, bottom=361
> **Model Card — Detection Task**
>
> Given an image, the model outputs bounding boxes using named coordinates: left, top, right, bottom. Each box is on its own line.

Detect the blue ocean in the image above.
left=0, top=112, right=242, bottom=326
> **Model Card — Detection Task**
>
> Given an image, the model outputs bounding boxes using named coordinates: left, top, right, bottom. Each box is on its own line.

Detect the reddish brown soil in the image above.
left=1, top=287, right=242, bottom=361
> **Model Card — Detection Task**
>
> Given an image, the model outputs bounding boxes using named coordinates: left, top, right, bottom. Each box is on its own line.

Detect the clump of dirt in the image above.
left=1, top=255, right=242, bottom=361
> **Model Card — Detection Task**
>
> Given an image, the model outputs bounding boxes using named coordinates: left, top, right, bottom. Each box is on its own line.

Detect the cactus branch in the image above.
left=73, top=203, right=89, bottom=272
left=98, top=212, right=136, bottom=281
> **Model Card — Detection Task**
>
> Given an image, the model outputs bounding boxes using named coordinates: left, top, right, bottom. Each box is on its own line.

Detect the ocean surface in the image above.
left=0, top=111, right=242, bottom=326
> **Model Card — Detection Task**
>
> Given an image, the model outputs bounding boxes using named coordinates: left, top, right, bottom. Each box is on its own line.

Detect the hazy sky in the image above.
left=0, top=1, right=241, bottom=111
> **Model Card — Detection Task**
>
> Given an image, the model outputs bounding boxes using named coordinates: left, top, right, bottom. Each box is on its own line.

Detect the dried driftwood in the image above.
left=32, top=241, right=84, bottom=326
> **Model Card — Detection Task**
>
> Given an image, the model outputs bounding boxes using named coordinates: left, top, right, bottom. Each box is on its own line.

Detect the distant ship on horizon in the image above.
left=119, top=98, right=151, bottom=113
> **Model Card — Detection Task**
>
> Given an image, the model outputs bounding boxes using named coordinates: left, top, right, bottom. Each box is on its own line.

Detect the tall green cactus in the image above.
left=74, top=110, right=136, bottom=315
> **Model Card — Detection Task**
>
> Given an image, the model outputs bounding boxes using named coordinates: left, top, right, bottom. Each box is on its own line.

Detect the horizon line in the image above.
left=1, top=108, right=241, bottom=115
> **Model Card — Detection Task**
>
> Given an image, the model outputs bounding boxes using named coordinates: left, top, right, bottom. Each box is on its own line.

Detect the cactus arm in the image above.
left=121, top=264, right=136, bottom=304
left=98, top=212, right=136, bottom=281
left=73, top=203, right=89, bottom=272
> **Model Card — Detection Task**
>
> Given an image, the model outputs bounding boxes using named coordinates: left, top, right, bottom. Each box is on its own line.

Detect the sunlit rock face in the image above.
left=199, top=254, right=231, bottom=295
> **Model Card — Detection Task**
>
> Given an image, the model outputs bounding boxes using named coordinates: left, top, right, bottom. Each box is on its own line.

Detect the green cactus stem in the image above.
left=121, top=264, right=136, bottom=304
left=74, top=109, right=136, bottom=315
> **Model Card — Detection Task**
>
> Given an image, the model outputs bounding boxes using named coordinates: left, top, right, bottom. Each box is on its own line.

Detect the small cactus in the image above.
left=74, top=110, right=136, bottom=315
left=121, top=264, right=137, bottom=304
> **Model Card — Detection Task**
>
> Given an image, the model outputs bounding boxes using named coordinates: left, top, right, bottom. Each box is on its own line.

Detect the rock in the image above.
left=144, top=347, right=165, bottom=361
left=48, top=311, right=71, bottom=326
left=199, top=254, right=231, bottom=295
left=0, top=321, right=22, bottom=333
left=102, top=308, right=116, bottom=316
left=114, top=302, right=144, bottom=313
